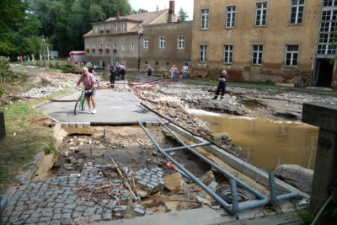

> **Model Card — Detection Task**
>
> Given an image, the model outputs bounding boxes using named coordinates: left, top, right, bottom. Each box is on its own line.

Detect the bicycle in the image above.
left=74, top=88, right=87, bottom=115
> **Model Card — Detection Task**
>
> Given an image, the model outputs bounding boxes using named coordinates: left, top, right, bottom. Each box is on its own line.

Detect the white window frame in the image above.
left=113, top=43, right=117, bottom=49
left=285, top=45, right=299, bottom=66
left=105, top=43, right=110, bottom=49
left=199, top=45, right=207, bottom=62
left=122, top=42, right=126, bottom=51
left=178, top=36, right=185, bottom=49
left=252, top=45, right=263, bottom=65
left=324, top=0, right=337, bottom=6
left=114, top=24, right=118, bottom=31
left=130, top=42, right=135, bottom=51
left=99, top=43, right=103, bottom=49
left=159, top=37, right=166, bottom=49
left=290, top=0, right=304, bottom=25
left=255, top=2, right=267, bottom=27
left=106, top=24, right=110, bottom=30
left=94, top=26, right=98, bottom=33
left=223, top=45, right=233, bottom=64
left=201, top=9, right=209, bottom=30
left=226, top=6, right=236, bottom=28
left=143, top=37, right=149, bottom=49
left=121, top=22, right=126, bottom=31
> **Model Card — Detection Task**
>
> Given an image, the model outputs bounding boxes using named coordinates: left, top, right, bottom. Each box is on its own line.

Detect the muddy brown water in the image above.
left=198, top=115, right=318, bottom=171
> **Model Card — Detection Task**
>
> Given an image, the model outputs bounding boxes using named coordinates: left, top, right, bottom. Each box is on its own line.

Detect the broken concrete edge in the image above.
left=166, top=123, right=310, bottom=200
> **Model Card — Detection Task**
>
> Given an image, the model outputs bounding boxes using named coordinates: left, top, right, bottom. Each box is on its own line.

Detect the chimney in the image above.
left=169, top=1, right=175, bottom=15
left=116, top=11, right=120, bottom=20
left=169, top=1, right=176, bottom=23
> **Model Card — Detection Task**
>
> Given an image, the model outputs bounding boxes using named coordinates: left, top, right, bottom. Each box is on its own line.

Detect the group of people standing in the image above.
left=17, top=55, right=35, bottom=62
left=169, top=63, right=189, bottom=80
left=144, top=63, right=190, bottom=80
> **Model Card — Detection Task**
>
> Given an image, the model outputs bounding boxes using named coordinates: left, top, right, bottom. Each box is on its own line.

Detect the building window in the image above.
left=290, top=0, right=304, bottom=25
left=178, top=36, right=185, bottom=49
left=113, top=43, right=117, bottom=49
left=324, top=0, right=337, bottom=6
left=114, top=24, right=117, bottom=31
left=121, top=23, right=126, bottom=31
left=99, top=43, right=103, bottom=49
left=201, top=9, right=209, bottom=30
left=94, top=26, right=98, bottom=33
left=255, top=2, right=267, bottom=27
left=130, top=42, right=135, bottom=51
left=143, top=37, right=149, bottom=49
left=286, top=45, right=299, bottom=66
left=105, top=43, right=110, bottom=49
left=159, top=37, right=166, bottom=49
left=317, top=7, right=337, bottom=55
left=226, top=6, right=236, bottom=28
left=122, top=42, right=126, bottom=51
left=223, top=45, right=233, bottom=64
left=106, top=24, right=110, bottom=30
left=252, top=45, right=263, bottom=65
left=199, top=45, right=207, bottom=62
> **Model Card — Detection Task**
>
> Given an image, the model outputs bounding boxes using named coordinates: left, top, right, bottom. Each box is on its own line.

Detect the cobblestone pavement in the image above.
left=3, top=165, right=145, bottom=225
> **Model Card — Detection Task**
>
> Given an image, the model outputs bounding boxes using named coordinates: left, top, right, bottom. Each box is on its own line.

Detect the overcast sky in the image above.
left=128, top=0, right=194, bottom=20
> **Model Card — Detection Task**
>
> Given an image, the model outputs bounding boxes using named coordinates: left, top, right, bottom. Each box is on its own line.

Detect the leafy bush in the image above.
left=61, top=63, right=82, bottom=74
left=55, top=61, right=61, bottom=69
left=0, top=56, right=19, bottom=81
left=0, top=88, right=5, bottom=97
left=49, top=61, right=55, bottom=69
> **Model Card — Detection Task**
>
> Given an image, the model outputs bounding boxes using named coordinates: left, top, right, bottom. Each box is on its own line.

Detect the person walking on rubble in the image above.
left=212, top=70, right=228, bottom=100
left=75, top=67, right=97, bottom=114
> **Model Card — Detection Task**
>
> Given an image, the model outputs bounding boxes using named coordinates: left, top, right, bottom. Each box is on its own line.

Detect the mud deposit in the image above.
left=53, top=126, right=213, bottom=179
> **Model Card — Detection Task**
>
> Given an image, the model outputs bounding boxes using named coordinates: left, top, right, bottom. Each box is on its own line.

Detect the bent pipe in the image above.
left=158, top=119, right=266, bottom=200
left=138, top=120, right=234, bottom=213
left=161, top=120, right=299, bottom=205
left=138, top=121, right=288, bottom=215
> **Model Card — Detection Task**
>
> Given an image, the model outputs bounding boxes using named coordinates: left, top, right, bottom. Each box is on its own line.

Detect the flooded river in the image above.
left=197, top=113, right=318, bottom=171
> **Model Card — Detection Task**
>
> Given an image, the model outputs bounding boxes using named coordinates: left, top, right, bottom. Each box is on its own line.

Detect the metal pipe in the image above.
left=139, top=121, right=299, bottom=214
left=269, top=172, right=277, bottom=204
left=159, top=120, right=266, bottom=200
left=164, top=142, right=211, bottom=152
left=230, top=179, right=239, bottom=214
left=137, top=121, right=233, bottom=212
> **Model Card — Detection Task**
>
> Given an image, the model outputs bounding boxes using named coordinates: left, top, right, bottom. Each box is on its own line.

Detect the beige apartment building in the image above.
left=191, top=0, right=337, bottom=88
left=83, top=1, right=192, bottom=72
left=141, top=21, right=192, bottom=72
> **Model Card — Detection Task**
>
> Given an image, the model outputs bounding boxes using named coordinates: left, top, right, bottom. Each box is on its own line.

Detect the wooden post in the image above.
left=0, top=111, right=5, bottom=141
left=302, top=102, right=337, bottom=216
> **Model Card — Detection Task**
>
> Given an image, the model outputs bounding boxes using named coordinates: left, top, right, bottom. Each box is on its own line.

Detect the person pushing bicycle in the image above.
left=75, top=67, right=97, bottom=114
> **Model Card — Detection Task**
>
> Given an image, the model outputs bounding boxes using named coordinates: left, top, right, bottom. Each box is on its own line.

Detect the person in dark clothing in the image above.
left=213, top=70, right=228, bottom=100
left=88, top=64, right=94, bottom=73
left=120, top=64, right=126, bottom=80
left=110, top=66, right=117, bottom=88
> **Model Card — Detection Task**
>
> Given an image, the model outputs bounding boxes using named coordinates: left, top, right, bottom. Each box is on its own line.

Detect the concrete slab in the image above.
left=35, top=88, right=160, bottom=125
left=91, top=206, right=301, bottom=225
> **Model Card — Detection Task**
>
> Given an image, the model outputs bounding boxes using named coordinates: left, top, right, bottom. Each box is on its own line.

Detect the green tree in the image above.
left=177, top=7, right=189, bottom=21
left=0, top=0, right=29, bottom=54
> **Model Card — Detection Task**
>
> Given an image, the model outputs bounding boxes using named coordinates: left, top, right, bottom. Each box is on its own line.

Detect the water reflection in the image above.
left=198, top=115, right=318, bottom=171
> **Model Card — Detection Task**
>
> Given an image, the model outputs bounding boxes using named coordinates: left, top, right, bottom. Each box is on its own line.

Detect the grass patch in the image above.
left=315, top=92, right=337, bottom=98
left=0, top=87, right=72, bottom=193
left=0, top=102, right=55, bottom=193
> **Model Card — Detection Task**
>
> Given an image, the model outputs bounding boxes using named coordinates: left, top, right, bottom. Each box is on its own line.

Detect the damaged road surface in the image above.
left=2, top=74, right=316, bottom=225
